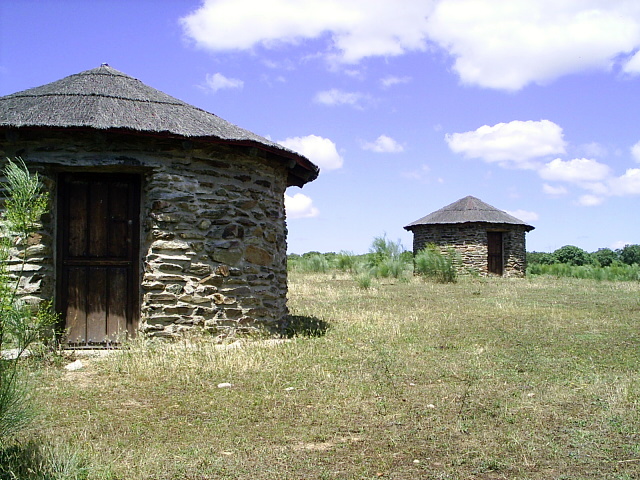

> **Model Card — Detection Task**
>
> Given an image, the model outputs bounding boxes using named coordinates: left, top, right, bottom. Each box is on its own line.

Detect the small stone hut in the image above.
left=404, top=196, right=534, bottom=277
left=0, top=65, right=319, bottom=345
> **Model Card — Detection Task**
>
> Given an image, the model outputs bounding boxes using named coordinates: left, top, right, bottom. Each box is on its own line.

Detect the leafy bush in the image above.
left=414, top=244, right=457, bottom=283
left=618, top=244, right=640, bottom=266
left=591, top=248, right=618, bottom=267
left=527, top=251, right=556, bottom=265
left=553, top=245, right=591, bottom=266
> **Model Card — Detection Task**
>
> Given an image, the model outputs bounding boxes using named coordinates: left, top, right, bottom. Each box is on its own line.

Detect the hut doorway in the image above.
left=57, top=173, right=141, bottom=345
left=487, top=231, right=504, bottom=275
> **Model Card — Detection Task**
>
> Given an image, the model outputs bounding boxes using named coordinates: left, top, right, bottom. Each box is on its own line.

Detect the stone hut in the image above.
left=0, top=65, right=319, bottom=345
left=404, top=196, right=534, bottom=277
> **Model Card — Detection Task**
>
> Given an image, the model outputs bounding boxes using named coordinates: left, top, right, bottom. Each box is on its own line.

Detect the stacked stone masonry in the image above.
left=1, top=131, right=290, bottom=338
left=411, top=223, right=529, bottom=277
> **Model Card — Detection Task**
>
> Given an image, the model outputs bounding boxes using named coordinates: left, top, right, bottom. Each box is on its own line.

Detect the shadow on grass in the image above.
left=280, top=315, right=330, bottom=338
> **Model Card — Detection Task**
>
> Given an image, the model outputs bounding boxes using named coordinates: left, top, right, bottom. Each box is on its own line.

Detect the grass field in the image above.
left=31, top=273, right=640, bottom=479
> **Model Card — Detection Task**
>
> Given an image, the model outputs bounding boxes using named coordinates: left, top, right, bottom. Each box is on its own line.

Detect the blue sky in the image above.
left=1, top=0, right=639, bottom=254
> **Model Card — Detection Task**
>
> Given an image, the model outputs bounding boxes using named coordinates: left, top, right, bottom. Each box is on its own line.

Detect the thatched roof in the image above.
left=0, top=64, right=318, bottom=186
left=404, top=196, right=534, bottom=231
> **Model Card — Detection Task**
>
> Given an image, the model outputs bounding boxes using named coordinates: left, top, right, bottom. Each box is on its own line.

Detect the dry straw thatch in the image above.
left=405, top=195, right=534, bottom=230
left=0, top=64, right=318, bottom=186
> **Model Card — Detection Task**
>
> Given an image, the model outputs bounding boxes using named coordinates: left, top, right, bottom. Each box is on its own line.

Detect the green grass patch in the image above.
left=27, top=274, right=640, bottom=479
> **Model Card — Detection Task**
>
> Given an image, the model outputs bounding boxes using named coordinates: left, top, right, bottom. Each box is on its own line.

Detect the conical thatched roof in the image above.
left=404, top=196, right=534, bottom=231
left=0, top=64, right=318, bottom=186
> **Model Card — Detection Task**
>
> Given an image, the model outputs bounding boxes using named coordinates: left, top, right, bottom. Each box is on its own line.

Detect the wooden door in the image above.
left=487, top=231, right=503, bottom=275
left=58, top=174, right=140, bottom=345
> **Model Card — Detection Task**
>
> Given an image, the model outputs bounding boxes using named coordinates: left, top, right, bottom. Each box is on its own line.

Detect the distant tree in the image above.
left=618, top=244, right=640, bottom=266
left=591, top=248, right=618, bottom=267
left=553, top=245, right=591, bottom=266
left=527, top=251, right=556, bottom=265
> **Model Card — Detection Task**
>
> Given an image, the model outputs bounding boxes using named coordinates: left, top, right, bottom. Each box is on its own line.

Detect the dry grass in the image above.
left=30, top=273, right=640, bottom=479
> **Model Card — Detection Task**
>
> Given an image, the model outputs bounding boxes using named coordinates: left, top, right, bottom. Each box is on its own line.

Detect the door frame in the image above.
left=487, top=230, right=504, bottom=276
left=56, top=172, right=141, bottom=345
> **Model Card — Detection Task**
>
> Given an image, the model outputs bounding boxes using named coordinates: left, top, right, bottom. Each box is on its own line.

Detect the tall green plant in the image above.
left=414, top=244, right=457, bottom=283
left=0, top=158, right=57, bottom=445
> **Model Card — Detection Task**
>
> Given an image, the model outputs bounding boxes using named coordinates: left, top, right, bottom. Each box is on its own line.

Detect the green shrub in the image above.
left=553, top=245, right=591, bottom=266
left=297, top=254, right=329, bottom=273
left=367, top=234, right=404, bottom=267
left=335, top=251, right=358, bottom=272
left=414, top=245, right=457, bottom=283
left=618, top=244, right=640, bottom=266
left=591, top=248, right=618, bottom=267
left=527, top=251, right=556, bottom=265
left=0, top=159, right=58, bottom=445
left=355, top=272, right=373, bottom=289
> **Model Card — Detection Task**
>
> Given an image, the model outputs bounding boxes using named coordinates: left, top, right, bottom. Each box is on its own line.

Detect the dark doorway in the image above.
left=57, top=173, right=140, bottom=345
left=487, top=231, right=504, bottom=275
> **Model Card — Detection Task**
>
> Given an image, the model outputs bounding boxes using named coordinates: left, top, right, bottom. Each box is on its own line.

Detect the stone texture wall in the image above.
left=0, top=130, right=291, bottom=338
left=410, top=223, right=529, bottom=277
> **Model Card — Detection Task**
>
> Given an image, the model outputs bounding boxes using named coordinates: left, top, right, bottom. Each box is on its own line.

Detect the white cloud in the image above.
left=506, top=209, right=539, bottom=223
left=285, top=192, right=319, bottom=219
left=204, top=72, right=244, bottom=92
left=577, top=194, right=605, bottom=207
left=380, top=75, right=412, bottom=88
left=181, top=0, right=432, bottom=64
left=426, top=0, right=640, bottom=90
left=543, top=184, right=568, bottom=196
left=445, top=120, right=566, bottom=168
left=313, top=89, right=370, bottom=108
left=182, top=1, right=640, bottom=91
left=278, top=134, right=344, bottom=170
left=608, top=168, right=640, bottom=196
left=538, top=158, right=611, bottom=183
left=622, top=50, right=640, bottom=74
left=362, top=135, right=404, bottom=153
left=631, top=141, right=640, bottom=162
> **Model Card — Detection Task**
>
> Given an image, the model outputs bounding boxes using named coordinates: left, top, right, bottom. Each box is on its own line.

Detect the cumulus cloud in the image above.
left=362, top=135, right=404, bottom=153
left=380, top=75, right=412, bottom=88
left=285, top=192, right=319, bottom=219
left=204, top=72, right=244, bottom=92
left=608, top=168, right=640, bottom=196
left=445, top=120, right=566, bottom=168
left=622, top=50, right=640, bottom=74
left=181, top=0, right=432, bottom=64
left=278, top=134, right=344, bottom=170
left=631, top=141, right=640, bottom=162
left=542, top=183, right=568, bottom=197
left=426, top=0, right=640, bottom=90
left=313, top=89, right=370, bottom=108
left=505, top=209, right=539, bottom=223
left=538, top=158, right=612, bottom=183
left=182, top=1, right=640, bottom=90
left=577, top=194, right=605, bottom=207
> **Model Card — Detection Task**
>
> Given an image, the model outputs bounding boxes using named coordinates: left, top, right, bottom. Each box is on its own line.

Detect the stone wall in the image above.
left=0, top=130, right=292, bottom=338
left=410, top=223, right=529, bottom=277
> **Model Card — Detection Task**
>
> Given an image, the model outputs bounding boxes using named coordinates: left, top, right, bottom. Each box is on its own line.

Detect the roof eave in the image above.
left=0, top=125, right=319, bottom=187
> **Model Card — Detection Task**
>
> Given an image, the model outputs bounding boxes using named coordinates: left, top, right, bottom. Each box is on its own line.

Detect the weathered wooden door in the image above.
left=487, top=231, right=503, bottom=275
left=58, top=173, right=140, bottom=345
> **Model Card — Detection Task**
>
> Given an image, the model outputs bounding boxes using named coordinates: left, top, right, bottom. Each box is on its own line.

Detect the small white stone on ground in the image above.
left=217, top=382, right=233, bottom=388
left=64, top=360, right=84, bottom=371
